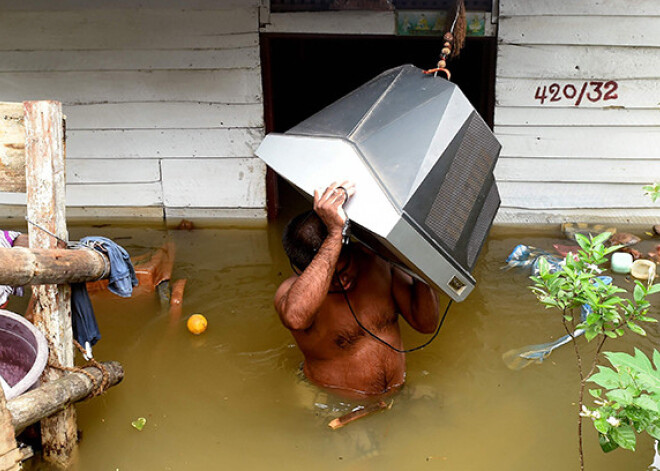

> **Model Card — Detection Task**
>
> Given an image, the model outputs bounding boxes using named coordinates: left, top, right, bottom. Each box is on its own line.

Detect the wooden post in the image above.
left=0, top=389, right=21, bottom=471
left=0, top=248, right=109, bottom=286
left=24, top=100, right=77, bottom=468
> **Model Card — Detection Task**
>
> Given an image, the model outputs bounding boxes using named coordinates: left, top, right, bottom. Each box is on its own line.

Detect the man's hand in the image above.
left=313, top=181, right=355, bottom=236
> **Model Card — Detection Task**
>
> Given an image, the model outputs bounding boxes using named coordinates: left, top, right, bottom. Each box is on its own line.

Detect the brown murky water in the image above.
left=7, top=219, right=660, bottom=471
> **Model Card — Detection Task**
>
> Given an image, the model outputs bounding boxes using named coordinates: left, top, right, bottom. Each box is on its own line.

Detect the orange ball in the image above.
left=186, top=314, right=208, bottom=335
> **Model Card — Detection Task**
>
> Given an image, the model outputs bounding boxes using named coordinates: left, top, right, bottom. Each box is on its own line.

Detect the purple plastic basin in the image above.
left=0, top=309, right=48, bottom=400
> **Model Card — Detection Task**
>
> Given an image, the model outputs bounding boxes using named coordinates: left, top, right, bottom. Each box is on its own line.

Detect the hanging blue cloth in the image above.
left=71, top=282, right=100, bottom=352
left=79, top=236, right=138, bottom=297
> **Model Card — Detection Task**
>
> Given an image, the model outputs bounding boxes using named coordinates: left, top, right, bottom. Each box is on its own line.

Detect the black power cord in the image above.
left=337, top=273, right=453, bottom=353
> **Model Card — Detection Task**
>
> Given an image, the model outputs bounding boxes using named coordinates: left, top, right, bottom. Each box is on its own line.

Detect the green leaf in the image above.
left=605, top=331, right=617, bottom=339
left=589, top=388, right=602, bottom=398
left=611, top=424, right=636, bottom=451
left=592, top=231, right=612, bottom=247
left=593, top=418, right=610, bottom=434
left=634, top=283, right=645, bottom=305
left=648, top=284, right=660, bottom=295
left=607, top=388, right=634, bottom=406
left=647, top=424, right=660, bottom=441
left=627, top=322, right=647, bottom=336
left=575, top=233, right=590, bottom=251
left=633, top=395, right=660, bottom=413
left=589, top=367, right=621, bottom=389
left=131, top=417, right=147, bottom=432
left=598, top=433, right=619, bottom=453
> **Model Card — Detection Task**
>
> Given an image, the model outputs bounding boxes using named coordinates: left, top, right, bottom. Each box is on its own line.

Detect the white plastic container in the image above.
left=611, top=252, right=633, bottom=274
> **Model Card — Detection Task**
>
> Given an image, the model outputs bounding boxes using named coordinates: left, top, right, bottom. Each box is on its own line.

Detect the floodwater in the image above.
left=6, top=218, right=659, bottom=471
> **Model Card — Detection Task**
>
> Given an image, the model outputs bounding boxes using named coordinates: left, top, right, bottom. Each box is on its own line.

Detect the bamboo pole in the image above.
left=24, top=100, right=77, bottom=468
left=0, top=247, right=109, bottom=286
left=7, top=362, right=124, bottom=434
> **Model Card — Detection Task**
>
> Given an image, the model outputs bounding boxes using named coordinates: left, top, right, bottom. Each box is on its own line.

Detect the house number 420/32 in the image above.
left=534, top=81, right=619, bottom=106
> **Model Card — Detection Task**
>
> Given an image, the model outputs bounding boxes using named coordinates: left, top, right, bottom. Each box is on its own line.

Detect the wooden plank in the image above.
left=495, top=207, right=660, bottom=225
left=262, top=11, right=395, bottom=35
left=498, top=182, right=655, bottom=210
left=65, top=103, right=264, bottom=130
left=66, top=159, right=160, bottom=184
left=0, top=103, right=26, bottom=193
left=0, top=69, right=263, bottom=105
left=7, top=362, right=123, bottom=434
left=66, top=182, right=163, bottom=207
left=66, top=128, right=264, bottom=159
left=0, top=47, right=260, bottom=72
left=494, top=157, right=660, bottom=183
left=497, top=45, right=660, bottom=80
left=496, top=77, right=660, bottom=109
left=495, top=126, right=660, bottom=159
left=24, top=100, right=77, bottom=468
left=494, top=107, right=660, bottom=127
left=500, top=0, right=660, bottom=17
left=499, top=16, right=660, bottom=47
left=0, top=0, right=260, bottom=10
left=161, top=158, right=266, bottom=208
left=0, top=388, right=21, bottom=471
left=0, top=10, right=258, bottom=50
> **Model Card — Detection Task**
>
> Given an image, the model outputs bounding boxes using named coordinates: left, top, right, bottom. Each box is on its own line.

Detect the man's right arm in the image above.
left=274, top=229, right=343, bottom=331
left=274, top=181, right=355, bottom=331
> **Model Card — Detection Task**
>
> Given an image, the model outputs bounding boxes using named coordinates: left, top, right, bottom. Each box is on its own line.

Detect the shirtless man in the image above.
left=275, top=182, right=440, bottom=398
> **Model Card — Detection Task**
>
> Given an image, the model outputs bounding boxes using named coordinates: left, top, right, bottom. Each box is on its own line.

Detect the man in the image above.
left=275, top=182, right=439, bottom=398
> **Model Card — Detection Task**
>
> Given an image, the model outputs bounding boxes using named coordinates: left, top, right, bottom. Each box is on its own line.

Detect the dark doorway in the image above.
left=260, top=33, right=496, bottom=218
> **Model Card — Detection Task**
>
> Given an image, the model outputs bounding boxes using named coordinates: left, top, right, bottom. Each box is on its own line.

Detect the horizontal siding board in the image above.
left=65, top=103, right=264, bottom=130
left=66, top=129, right=264, bottom=159
left=499, top=0, right=660, bottom=17
left=66, top=182, right=163, bottom=206
left=495, top=208, right=660, bottom=225
left=0, top=182, right=163, bottom=206
left=161, top=158, right=266, bottom=207
left=496, top=78, right=660, bottom=109
left=0, top=0, right=260, bottom=10
left=262, top=11, right=395, bottom=35
left=495, top=126, right=660, bottom=159
left=498, top=182, right=655, bottom=210
left=0, top=10, right=258, bottom=50
left=499, top=16, right=660, bottom=47
left=494, top=107, right=660, bottom=127
left=0, top=47, right=260, bottom=72
left=67, top=159, right=160, bottom=184
left=0, top=69, right=263, bottom=104
left=497, top=45, right=660, bottom=80
left=494, top=158, right=660, bottom=183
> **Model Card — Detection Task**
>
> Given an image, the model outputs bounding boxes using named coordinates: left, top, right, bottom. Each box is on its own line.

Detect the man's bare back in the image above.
left=275, top=182, right=439, bottom=399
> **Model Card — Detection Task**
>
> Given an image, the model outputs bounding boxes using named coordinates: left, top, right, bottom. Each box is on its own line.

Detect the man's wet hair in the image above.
left=282, top=210, right=328, bottom=272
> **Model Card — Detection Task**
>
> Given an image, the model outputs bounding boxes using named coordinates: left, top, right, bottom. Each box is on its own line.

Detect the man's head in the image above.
left=282, top=210, right=359, bottom=290
left=282, top=210, right=327, bottom=272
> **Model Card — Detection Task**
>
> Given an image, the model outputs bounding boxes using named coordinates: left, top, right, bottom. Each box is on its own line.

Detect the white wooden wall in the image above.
left=494, top=0, right=660, bottom=224
left=0, top=0, right=266, bottom=219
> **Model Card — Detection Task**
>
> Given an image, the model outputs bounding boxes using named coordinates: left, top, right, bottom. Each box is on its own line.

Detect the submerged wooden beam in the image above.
left=25, top=100, right=76, bottom=467
left=6, top=362, right=124, bottom=434
left=0, top=247, right=109, bottom=285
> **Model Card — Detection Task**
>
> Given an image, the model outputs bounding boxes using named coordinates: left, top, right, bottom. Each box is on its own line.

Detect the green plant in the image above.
left=586, top=347, right=660, bottom=453
left=643, top=183, right=660, bottom=203
left=530, top=232, right=660, bottom=470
